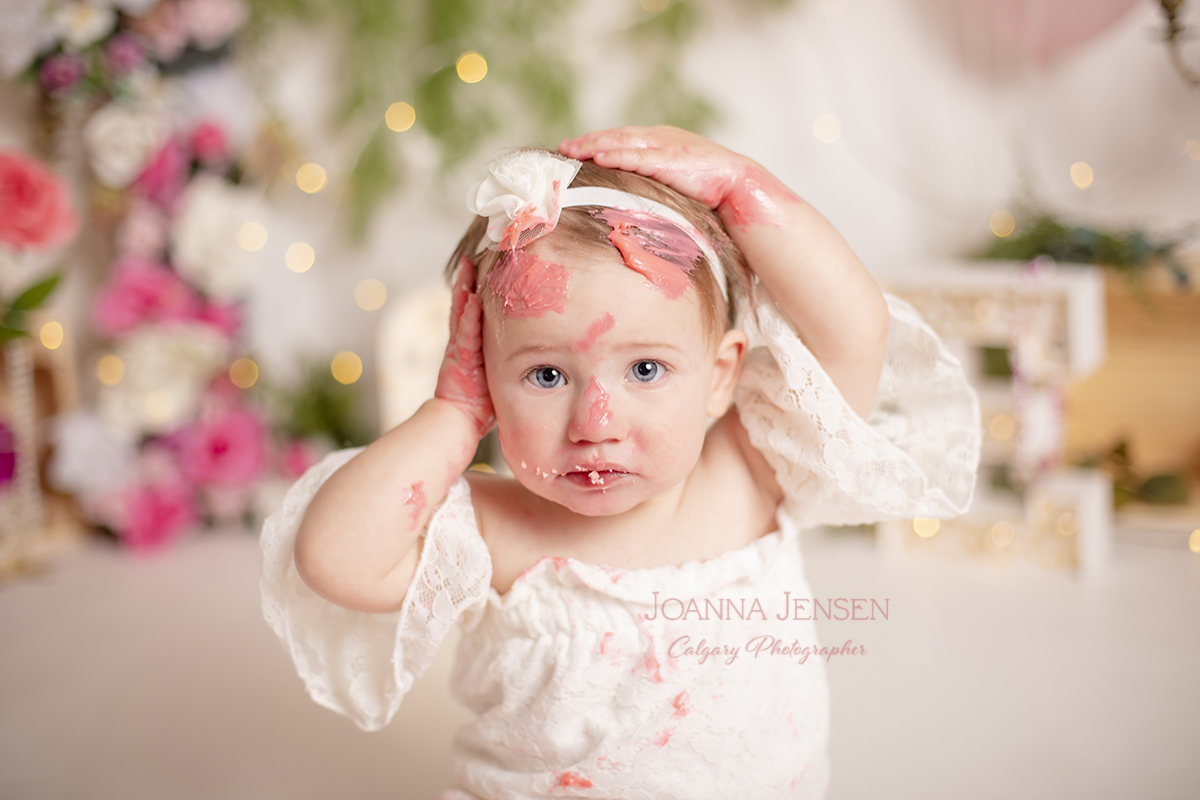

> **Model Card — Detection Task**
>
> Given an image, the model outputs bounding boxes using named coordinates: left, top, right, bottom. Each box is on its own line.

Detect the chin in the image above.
left=522, top=478, right=648, bottom=518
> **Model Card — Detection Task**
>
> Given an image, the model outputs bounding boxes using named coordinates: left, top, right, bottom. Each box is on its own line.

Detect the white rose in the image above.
left=47, top=411, right=138, bottom=497
left=171, top=173, right=264, bottom=299
left=83, top=100, right=170, bottom=190
left=0, top=0, right=56, bottom=78
left=99, top=322, right=230, bottom=436
left=52, top=2, right=116, bottom=51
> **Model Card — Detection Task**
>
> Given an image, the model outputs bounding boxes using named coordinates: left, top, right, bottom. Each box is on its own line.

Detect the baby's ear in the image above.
left=706, top=328, right=749, bottom=417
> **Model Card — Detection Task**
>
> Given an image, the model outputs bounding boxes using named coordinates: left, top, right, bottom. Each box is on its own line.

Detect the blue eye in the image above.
left=628, top=361, right=662, bottom=383
left=529, top=366, right=565, bottom=388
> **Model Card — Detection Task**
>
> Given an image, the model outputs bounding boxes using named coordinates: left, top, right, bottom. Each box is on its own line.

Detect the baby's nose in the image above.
left=568, top=377, right=622, bottom=443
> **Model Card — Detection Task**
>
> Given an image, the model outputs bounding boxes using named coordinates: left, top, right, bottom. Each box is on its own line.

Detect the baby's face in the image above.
left=482, top=238, right=737, bottom=517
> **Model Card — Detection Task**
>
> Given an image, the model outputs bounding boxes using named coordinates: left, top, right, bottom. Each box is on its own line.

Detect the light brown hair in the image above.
left=446, top=153, right=749, bottom=343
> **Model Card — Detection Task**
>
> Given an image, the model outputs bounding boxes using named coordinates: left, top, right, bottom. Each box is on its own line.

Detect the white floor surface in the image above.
left=1, top=528, right=1197, bottom=800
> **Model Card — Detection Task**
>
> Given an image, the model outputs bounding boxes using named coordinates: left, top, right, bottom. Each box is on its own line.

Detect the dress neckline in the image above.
left=485, top=503, right=799, bottom=608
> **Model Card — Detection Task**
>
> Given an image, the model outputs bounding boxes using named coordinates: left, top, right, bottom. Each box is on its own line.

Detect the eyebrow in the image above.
left=505, top=341, right=687, bottom=362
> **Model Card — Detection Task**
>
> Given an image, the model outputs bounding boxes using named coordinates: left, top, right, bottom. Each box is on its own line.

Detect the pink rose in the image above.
left=93, top=257, right=201, bottom=336
left=188, top=121, right=228, bottom=166
left=195, top=300, right=240, bottom=338
left=178, top=408, right=266, bottom=487
left=130, top=1, right=188, bottom=62
left=0, top=151, right=79, bottom=251
left=135, top=138, right=189, bottom=213
left=121, top=480, right=197, bottom=551
left=105, top=35, right=145, bottom=76
left=39, top=53, right=87, bottom=94
left=115, top=198, right=168, bottom=258
left=281, top=439, right=318, bottom=480
left=181, top=0, right=247, bottom=50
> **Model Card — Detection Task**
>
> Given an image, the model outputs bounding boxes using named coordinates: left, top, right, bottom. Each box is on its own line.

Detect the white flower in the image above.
left=47, top=411, right=138, bottom=497
left=466, top=150, right=581, bottom=248
left=52, top=2, right=116, bottom=50
left=83, top=100, right=170, bottom=190
left=99, top=322, right=230, bottom=436
left=171, top=173, right=264, bottom=299
left=0, top=0, right=56, bottom=78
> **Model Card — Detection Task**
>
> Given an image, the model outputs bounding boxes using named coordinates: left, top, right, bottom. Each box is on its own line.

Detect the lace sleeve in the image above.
left=260, top=447, right=491, bottom=731
left=734, top=292, right=981, bottom=529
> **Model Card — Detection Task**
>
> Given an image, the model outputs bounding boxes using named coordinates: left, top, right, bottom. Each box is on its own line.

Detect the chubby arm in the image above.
left=561, top=126, right=889, bottom=418
left=293, top=261, right=493, bottom=614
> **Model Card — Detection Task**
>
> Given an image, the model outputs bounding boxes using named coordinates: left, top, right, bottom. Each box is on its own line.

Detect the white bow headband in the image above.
left=466, top=150, right=728, bottom=300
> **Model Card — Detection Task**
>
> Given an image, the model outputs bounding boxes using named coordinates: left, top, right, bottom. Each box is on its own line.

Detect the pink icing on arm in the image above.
left=595, top=208, right=701, bottom=299
left=485, top=249, right=570, bottom=318
left=717, top=163, right=804, bottom=232
left=402, top=481, right=426, bottom=530
left=555, top=772, right=593, bottom=788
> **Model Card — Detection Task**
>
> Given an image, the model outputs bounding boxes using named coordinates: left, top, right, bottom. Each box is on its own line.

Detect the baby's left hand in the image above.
left=560, top=126, right=750, bottom=211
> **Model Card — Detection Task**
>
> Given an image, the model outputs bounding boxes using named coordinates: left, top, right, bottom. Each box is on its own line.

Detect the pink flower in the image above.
left=178, top=408, right=266, bottom=487
left=129, top=1, right=188, bottom=62
left=121, top=480, right=197, bottom=551
left=181, top=0, right=247, bottom=50
left=0, top=422, right=15, bottom=491
left=105, top=35, right=145, bottom=76
left=39, top=53, right=87, bottom=94
left=135, top=138, right=189, bottom=213
left=115, top=198, right=168, bottom=258
left=0, top=151, right=79, bottom=251
left=281, top=439, right=318, bottom=480
left=195, top=301, right=240, bottom=338
left=93, top=257, right=201, bottom=336
left=189, top=121, right=227, bottom=166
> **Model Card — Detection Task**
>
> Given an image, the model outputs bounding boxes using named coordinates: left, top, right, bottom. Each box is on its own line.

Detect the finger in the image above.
left=589, top=147, right=669, bottom=180
left=562, top=128, right=658, bottom=159
left=455, top=293, right=485, bottom=366
left=448, top=256, right=475, bottom=339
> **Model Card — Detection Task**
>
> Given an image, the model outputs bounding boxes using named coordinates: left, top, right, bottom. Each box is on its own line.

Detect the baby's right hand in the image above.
left=435, top=258, right=495, bottom=436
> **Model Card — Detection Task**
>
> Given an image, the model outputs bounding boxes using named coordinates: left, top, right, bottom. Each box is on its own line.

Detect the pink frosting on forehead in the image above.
left=485, top=248, right=570, bottom=318
left=595, top=208, right=703, bottom=300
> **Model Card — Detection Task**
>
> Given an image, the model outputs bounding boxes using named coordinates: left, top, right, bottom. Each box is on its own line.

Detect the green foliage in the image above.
left=0, top=273, right=62, bottom=341
left=240, top=0, right=796, bottom=239
left=979, top=213, right=1189, bottom=289
left=264, top=364, right=373, bottom=449
left=1076, top=439, right=1190, bottom=508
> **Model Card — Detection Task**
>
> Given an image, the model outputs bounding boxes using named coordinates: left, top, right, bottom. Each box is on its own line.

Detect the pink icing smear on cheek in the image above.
left=574, top=312, right=615, bottom=351
left=485, top=249, right=569, bottom=318
left=596, top=208, right=701, bottom=300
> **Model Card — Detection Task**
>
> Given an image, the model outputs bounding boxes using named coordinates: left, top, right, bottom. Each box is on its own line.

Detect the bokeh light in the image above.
left=355, top=278, right=388, bottom=311
left=238, top=221, right=268, bottom=252
left=1189, top=529, right=1200, bottom=553
left=96, top=354, right=123, bottom=386
left=296, top=163, right=327, bottom=193
left=913, top=518, right=940, bottom=537
left=229, top=357, right=259, bottom=389
left=1070, top=161, right=1094, bottom=189
left=990, top=521, right=1016, bottom=547
left=990, top=414, right=1015, bottom=441
left=989, top=210, right=1016, bottom=237
left=39, top=321, right=63, bottom=350
left=386, top=102, right=416, bottom=132
left=456, top=52, right=488, bottom=83
left=286, top=242, right=315, bottom=273
left=1056, top=511, right=1077, bottom=537
left=331, top=351, right=363, bottom=384
left=812, top=114, right=842, bottom=143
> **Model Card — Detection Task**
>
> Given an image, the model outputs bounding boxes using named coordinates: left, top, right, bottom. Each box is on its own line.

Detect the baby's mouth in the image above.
left=562, top=466, right=631, bottom=488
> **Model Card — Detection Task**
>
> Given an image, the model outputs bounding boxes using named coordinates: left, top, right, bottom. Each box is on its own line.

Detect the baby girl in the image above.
left=262, top=126, right=979, bottom=798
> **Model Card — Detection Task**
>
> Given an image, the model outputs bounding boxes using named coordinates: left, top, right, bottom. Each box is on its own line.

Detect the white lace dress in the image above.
left=261, top=294, right=980, bottom=799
